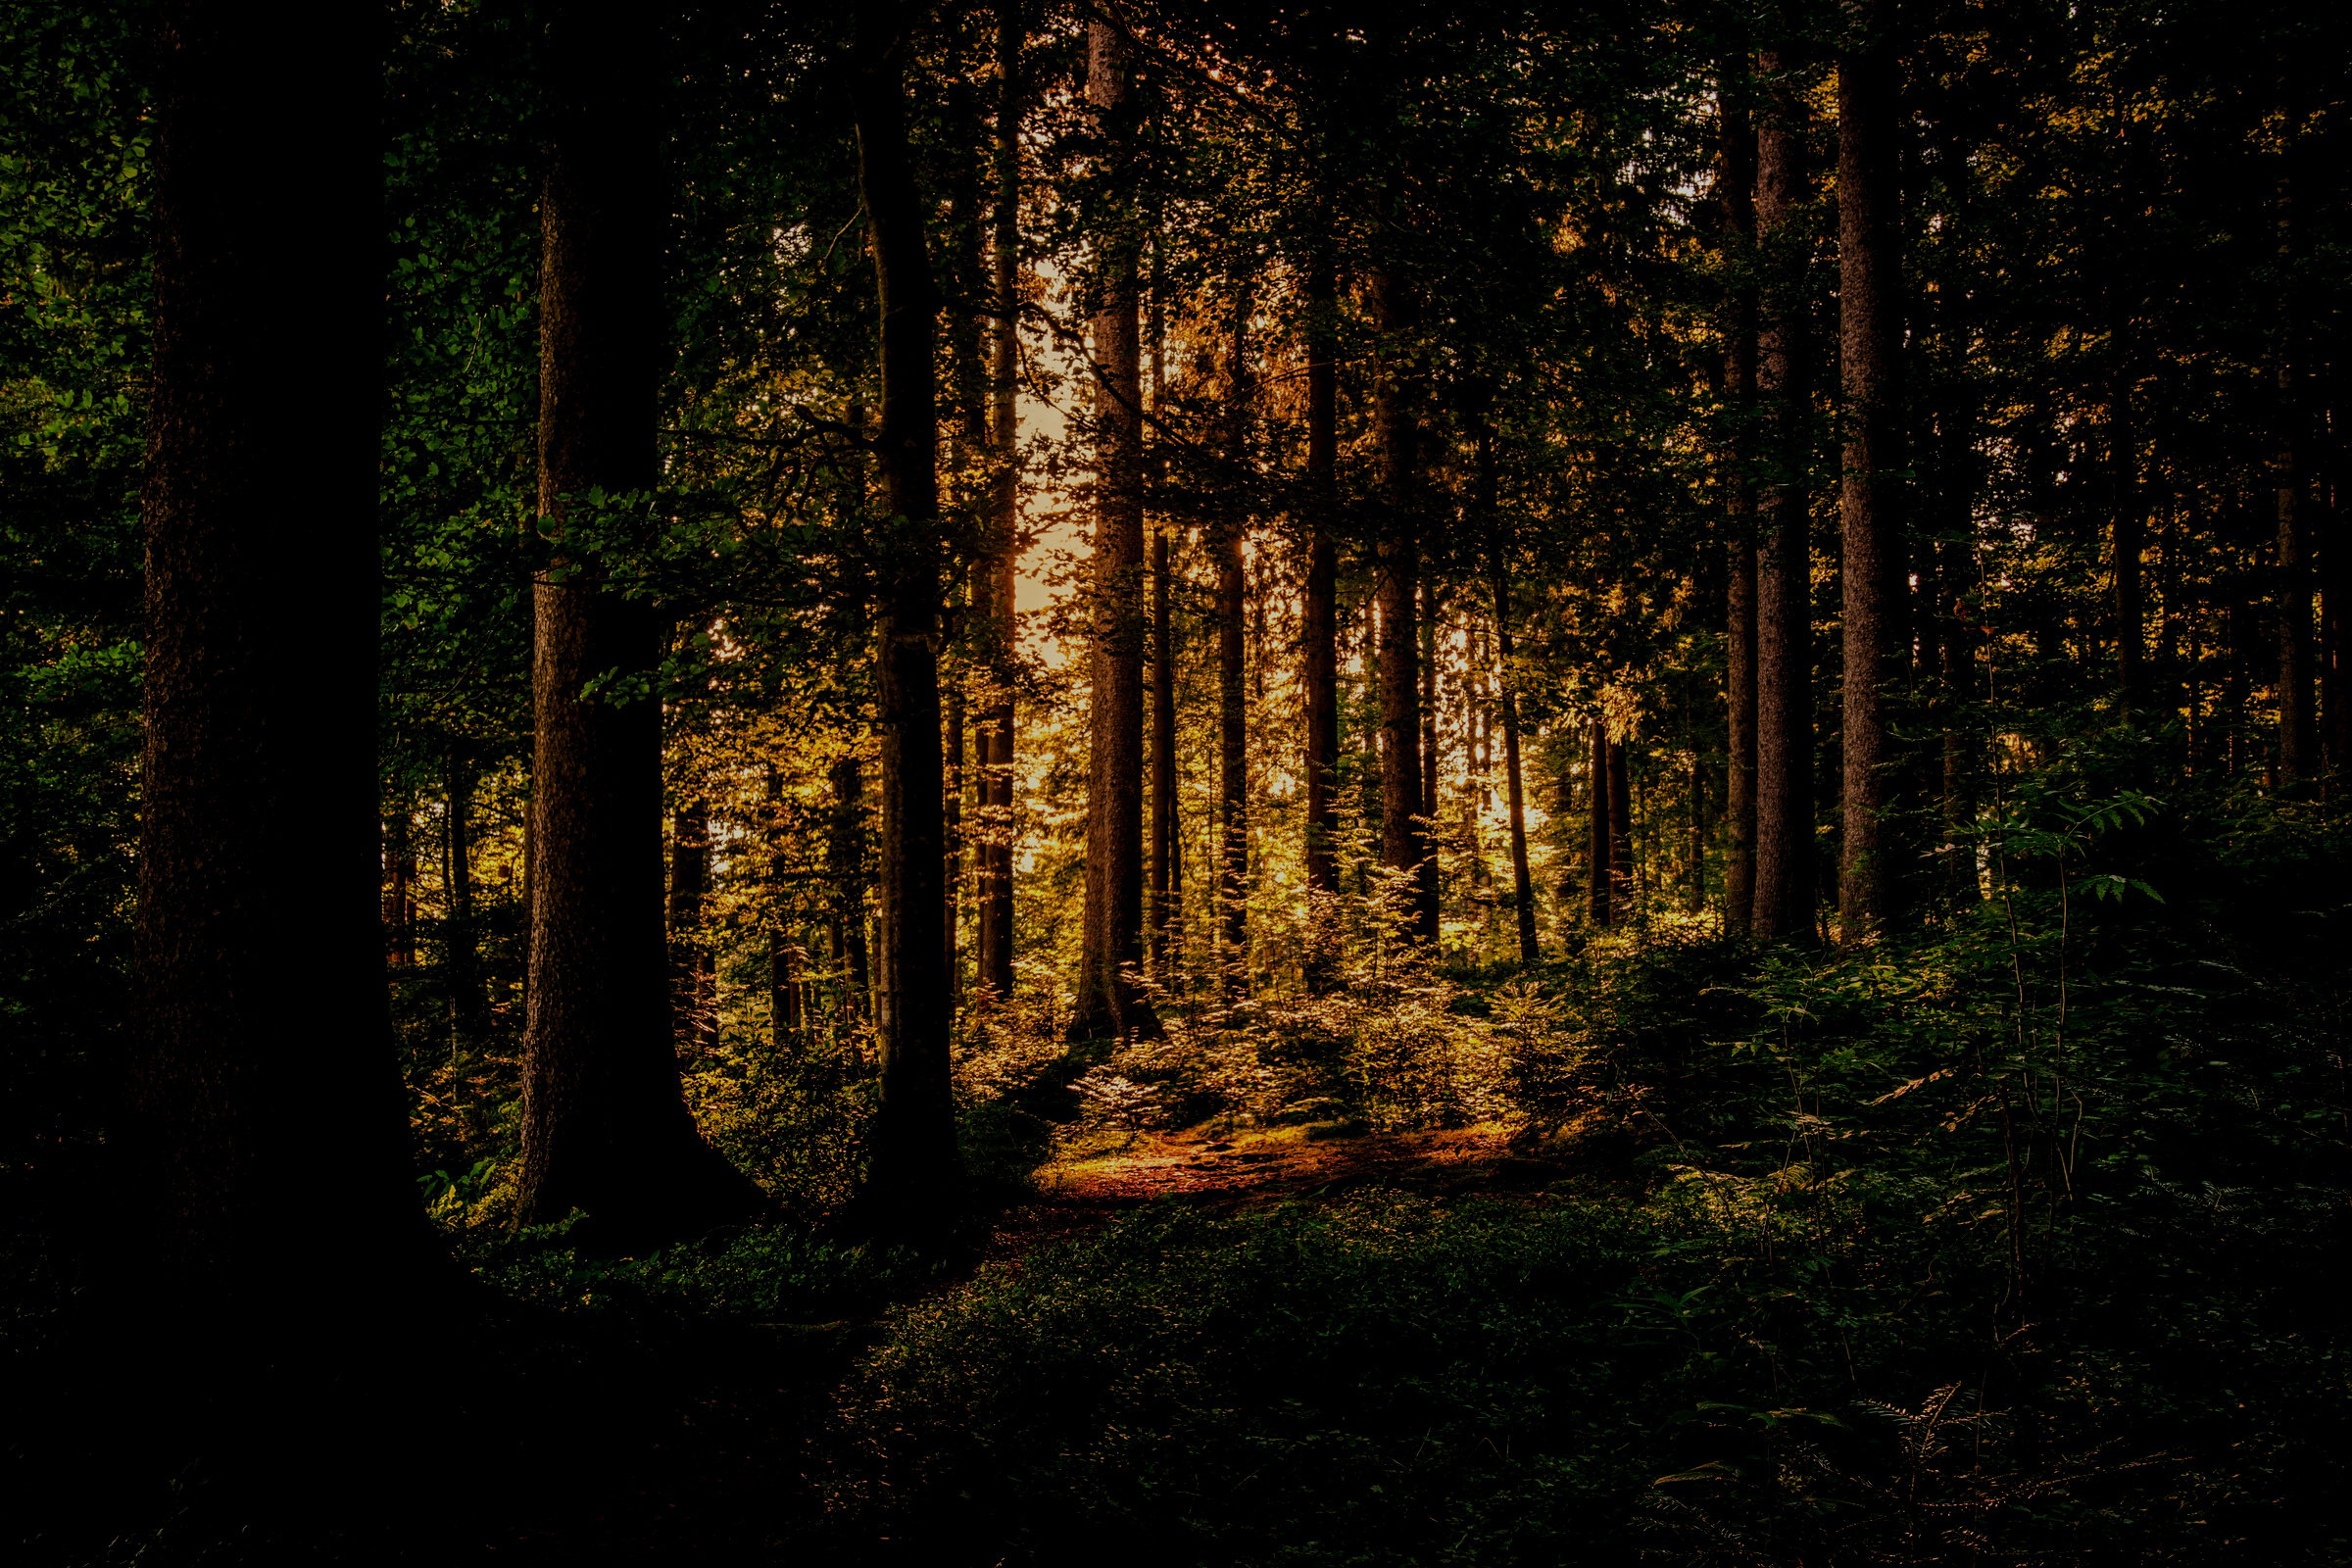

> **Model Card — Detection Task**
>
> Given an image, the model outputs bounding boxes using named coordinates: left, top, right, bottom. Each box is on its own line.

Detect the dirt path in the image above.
left=983, top=1122, right=1571, bottom=1263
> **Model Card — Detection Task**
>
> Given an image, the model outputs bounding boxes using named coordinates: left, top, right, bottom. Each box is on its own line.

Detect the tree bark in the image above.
left=1074, top=20, right=1152, bottom=1036
left=1587, top=719, right=1613, bottom=927
left=974, top=0, right=1021, bottom=1002
left=1721, top=71, right=1760, bottom=933
left=2276, top=113, right=2317, bottom=785
left=445, top=756, right=484, bottom=1044
left=1607, top=737, right=1634, bottom=918
left=853, top=17, right=960, bottom=1219
left=1216, top=310, right=1251, bottom=981
left=668, top=806, right=715, bottom=1057
left=1837, top=11, right=1901, bottom=943
left=1301, top=255, right=1342, bottom=984
left=515, top=9, right=759, bottom=1242
left=1150, top=528, right=1180, bottom=969
left=1372, top=264, right=1434, bottom=945
left=1751, top=48, right=1815, bottom=944
left=130, top=0, right=435, bottom=1328
left=829, top=753, right=871, bottom=1022
left=1493, top=570, right=1540, bottom=963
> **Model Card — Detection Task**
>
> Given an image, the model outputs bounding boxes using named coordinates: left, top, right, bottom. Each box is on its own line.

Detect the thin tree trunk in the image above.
left=1722, top=70, right=1760, bottom=932
left=853, top=20, right=959, bottom=1218
left=1217, top=310, right=1250, bottom=982
left=1150, top=529, right=1179, bottom=968
left=2277, top=113, right=2317, bottom=785
left=384, top=803, right=416, bottom=970
left=130, top=0, right=433, bottom=1326
left=1372, top=263, right=1434, bottom=945
left=1607, top=737, right=1634, bottom=919
left=1751, top=47, right=1814, bottom=944
left=829, top=754, right=870, bottom=1021
left=515, top=12, right=759, bottom=1241
left=668, top=808, right=715, bottom=1057
left=1302, top=258, right=1341, bottom=897
left=1687, top=751, right=1706, bottom=912
left=1074, top=20, right=1152, bottom=1036
left=445, top=756, right=483, bottom=1043
left=2112, top=384, right=2145, bottom=715
left=1837, top=8, right=1901, bottom=943
left=1494, top=570, right=1540, bottom=964
left=945, top=683, right=964, bottom=994
left=1587, top=719, right=1612, bottom=927
left=974, top=0, right=1021, bottom=1003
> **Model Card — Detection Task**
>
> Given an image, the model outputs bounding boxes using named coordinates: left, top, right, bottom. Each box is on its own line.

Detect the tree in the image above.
left=129, top=0, right=435, bottom=1323
left=973, top=0, right=1022, bottom=1002
left=1074, top=19, right=1154, bottom=1036
left=514, top=7, right=760, bottom=1241
left=1837, top=4, right=1902, bottom=941
left=1372, top=262, right=1435, bottom=945
left=1750, top=47, right=1815, bottom=944
left=1720, top=70, right=1759, bottom=932
left=852, top=3, right=960, bottom=1221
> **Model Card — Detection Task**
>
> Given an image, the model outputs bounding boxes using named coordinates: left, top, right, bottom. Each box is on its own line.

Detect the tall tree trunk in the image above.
left=2276, top=111, right=2317, bottom=785
left=944, top=682, right=964, bottom=994
left=130, top=0, right=434, bottom=1328
left=668, top=808, right=715, bottom=1057
left=515, top=10, right=758, bottom=1242
left=1216, top=311, right=1250, bottom=983
left=384, top=803, right=416, bottom=970
left=1372, top=264, right=1434, bottom=945
left=974, top=0, right=1021, bottom=1002
left=1751, top=48, right=1815, bottom=944
left=829, top=753, right=870, bottom=1021
left=1150, top=528, right=1180, bottom=968
left=853, top=18, right=959, bottom=1219
left=1301, top=256, right=1341, bottom=907
left=1587, top=719, right=1612, bottom=927
left=2111, top=383, right=2145, bottom=716
left=1607, top=737, right=1634, bottom=919
left=1421, top=582, right=1443, bottom=829
left=1494, top=570, right=1540, bottom=963
left=1074, top=21, right=1152, bottom=1035
left=1687, top=751, right=1706, bottom=911
left=445, top=756, right=483, bottom=1044
left=1837, top=10, right=1901, bottom=943
left=1722, top=71, right=1760, bottom=932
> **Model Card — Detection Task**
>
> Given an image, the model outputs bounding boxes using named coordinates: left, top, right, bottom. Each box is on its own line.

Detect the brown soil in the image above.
left=984, top=1122, right=1571, bottom=1263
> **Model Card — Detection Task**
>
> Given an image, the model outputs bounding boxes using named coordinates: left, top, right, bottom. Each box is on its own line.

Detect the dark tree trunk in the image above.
left=1074, top=21, right=1152, bottom=1036
left=1302, top=256, right=1342, bottom=910
left=1837, top=10, right=1901, bottom=943
left=445, top=756, right=483, bottom=1044
left=1150, top=529, right=1180, bottom=969
left=1587, top=719, right=1612, bottom=927
left=130, top=0, right=435, bottom=1328
left=384, top=803, right=416, bottom=970
left=1721, top=72, right=1760, bottom=933
left=515, top=11, right=759, bottom=1242
left=853, top=20, right=960, bottom=1219
left=2112, top=385, right=2145, bottom=715
left=2276, top=122, right=2317, bottom=785
left=945, top=683, right=964, bottom=994
left=668, top=808, right=714, bottom=1057
left=1421, top=581, right=1443, bottom=831
left=1372, top=265, right=1434, bottom=944
left=1751, top=47, right=1814, bottom=944
left=974, top=0, right=1021, bottom=1002
left=1494, top=571, right=1540, bottom=964
left=1687, top=751, right=1706, bottom=911
left=829, top=754, right=871, bottom=1020
left=1216, top=313, right=1250, bottom=981
left=1607, top=737, right=1634, bottom=918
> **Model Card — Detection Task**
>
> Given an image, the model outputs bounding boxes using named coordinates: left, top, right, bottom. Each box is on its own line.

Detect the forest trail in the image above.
left=982, top=1123, right=1573, bottom=1263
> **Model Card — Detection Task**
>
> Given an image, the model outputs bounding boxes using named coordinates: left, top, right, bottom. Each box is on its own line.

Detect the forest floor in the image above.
left=985, top=1121, right=1564, bottom=1262
left=465, top=1123, right=1570, bottom=1566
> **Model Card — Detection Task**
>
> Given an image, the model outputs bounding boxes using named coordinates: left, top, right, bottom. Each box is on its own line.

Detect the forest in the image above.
left=7, top=0, right=2352, bottom=1562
